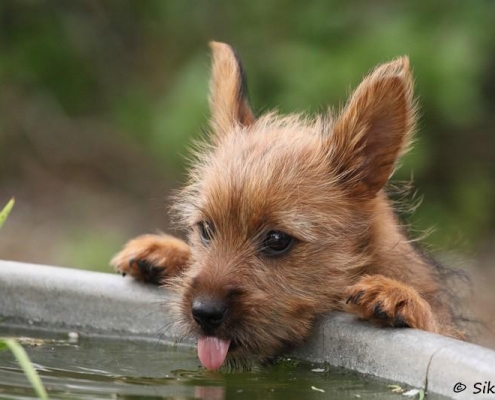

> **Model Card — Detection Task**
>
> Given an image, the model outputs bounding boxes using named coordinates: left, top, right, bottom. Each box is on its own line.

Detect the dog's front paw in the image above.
left=345, top=274, right=438, bottom=333
left=110, top=234, right=190, bottom=284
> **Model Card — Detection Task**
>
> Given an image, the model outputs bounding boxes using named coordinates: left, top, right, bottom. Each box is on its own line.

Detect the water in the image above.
left=0, top=327, right=441, bottom=399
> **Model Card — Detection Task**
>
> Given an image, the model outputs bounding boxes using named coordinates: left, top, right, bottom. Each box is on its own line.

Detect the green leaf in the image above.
left=1, top=338, right=49, bottom=399
left=0, top=198, right=15, bottom=230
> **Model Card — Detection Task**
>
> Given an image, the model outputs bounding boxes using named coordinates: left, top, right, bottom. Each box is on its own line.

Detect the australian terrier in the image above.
left=111, top=42, right=463, bottom=370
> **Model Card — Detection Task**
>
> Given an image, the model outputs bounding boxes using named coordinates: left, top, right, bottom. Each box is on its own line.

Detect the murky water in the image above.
left=0, top=327, right=442, bottom=399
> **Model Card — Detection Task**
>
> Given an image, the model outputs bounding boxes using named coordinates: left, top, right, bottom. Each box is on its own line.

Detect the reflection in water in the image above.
left=195, top=385, right=226, bottom=400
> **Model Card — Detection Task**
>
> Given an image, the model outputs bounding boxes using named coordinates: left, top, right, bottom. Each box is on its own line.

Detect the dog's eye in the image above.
left=261, top=230, right=294, bottom=257
left=198, top=221, right=214, bottom=243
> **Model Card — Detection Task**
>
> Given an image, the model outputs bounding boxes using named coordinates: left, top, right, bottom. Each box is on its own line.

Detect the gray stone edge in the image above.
left=1, top=260, right=494, bottom=399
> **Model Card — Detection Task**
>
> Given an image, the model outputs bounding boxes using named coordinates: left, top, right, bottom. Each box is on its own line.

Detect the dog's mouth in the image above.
left=197, top=336, right=232, bottom=370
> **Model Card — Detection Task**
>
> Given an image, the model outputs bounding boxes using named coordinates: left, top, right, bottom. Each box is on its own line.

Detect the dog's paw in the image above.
left=345, top=274, right=438, bottom=333
left=110, top=234, right=190, bottom=285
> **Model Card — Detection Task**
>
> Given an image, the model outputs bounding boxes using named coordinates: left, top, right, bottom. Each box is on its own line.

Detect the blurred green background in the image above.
left=0, top=0, right=494, bottom=274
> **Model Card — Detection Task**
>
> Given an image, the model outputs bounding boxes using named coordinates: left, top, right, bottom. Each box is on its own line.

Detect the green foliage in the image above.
left=58, top=228, right=126, bottom=272
left=0, top=338, right=49, bottom=399
left=0, top=198, right=14, bottom=230
left=0, top=204, right=47, bottom=395
left=1, top=0, right=494, bottom=265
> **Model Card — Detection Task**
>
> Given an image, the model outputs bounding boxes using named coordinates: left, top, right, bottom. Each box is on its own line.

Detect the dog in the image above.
left=111, top=42, right=464, bottom=371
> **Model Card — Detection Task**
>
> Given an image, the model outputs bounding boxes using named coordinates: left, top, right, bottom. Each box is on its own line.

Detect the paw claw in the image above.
left=372, top=302, right=389, bottom=320
left=137, top=259, right=150, bottom=271
left=344, top=275, right=437, bottom=332
left=392, top=315, right=410, bottom=328
left=346, top=290, right=364, bottom=305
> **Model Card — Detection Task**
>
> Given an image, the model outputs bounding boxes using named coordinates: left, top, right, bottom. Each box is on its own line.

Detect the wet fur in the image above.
left=111, top=42, right=465, bottom=366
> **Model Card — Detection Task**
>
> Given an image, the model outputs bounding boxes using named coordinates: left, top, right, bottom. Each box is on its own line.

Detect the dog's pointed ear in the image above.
left=209, top=41, right=255, bottom=138
left=329, top=57, right=415, bottom=197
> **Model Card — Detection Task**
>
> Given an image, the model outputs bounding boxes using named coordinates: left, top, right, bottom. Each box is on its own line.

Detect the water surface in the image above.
left=0, top=327, right=442, bottom=399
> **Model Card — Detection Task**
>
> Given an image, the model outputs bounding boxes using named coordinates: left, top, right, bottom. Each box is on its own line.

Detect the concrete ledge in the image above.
left=1, top=260, right=494, bottom=399
left=293, top=314, right=495, bottom=399
left=0, top=260, right=174, bottom=339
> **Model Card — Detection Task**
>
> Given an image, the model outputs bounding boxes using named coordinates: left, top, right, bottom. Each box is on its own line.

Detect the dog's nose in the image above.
left=191, top=298, right=227, bottom=332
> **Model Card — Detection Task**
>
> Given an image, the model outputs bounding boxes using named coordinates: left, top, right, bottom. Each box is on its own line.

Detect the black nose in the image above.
left=191, top=298, right=227, bottom=332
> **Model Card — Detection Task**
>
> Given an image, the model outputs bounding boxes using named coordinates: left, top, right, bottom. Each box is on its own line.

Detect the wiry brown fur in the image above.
left=112, top=42, right=464, bottom=366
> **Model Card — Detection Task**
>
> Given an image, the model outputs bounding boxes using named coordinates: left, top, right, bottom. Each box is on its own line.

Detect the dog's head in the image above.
left=172, top=42, right=416, bottom=370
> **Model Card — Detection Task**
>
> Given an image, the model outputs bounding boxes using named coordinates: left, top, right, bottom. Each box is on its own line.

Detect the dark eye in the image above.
left=260, top=230, right=294, bottom=257
left=198, top=221, right=214, bottom=243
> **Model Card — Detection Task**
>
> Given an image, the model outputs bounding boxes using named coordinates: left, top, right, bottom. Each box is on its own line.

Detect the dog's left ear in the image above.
left=329, top=57, right=415, bottom=198
left=209, top=42, right=255, bottom=138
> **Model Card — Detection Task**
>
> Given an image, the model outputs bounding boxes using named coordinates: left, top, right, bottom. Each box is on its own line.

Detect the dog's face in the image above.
left=172, top=42, right=415, bottom=369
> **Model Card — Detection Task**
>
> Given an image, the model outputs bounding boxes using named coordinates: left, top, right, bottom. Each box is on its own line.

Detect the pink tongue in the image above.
left=197, top=336, right=231, bottom=370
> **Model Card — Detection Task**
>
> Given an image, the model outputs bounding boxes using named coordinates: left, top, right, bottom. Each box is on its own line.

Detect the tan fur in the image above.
left=111, top=234, right=189, bottom=284
left=209, top=42, right=255, bottom=138
left=111, top=42, right=463, bottom=365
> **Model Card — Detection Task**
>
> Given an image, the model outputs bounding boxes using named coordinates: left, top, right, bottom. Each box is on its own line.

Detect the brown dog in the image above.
left=111, top=42, right=463, bottom=370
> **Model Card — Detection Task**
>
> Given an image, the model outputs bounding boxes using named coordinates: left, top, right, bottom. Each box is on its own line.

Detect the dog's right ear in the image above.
left=209, top=42, right=255, bottom=139
left=328, top=57, right=415, bottom=198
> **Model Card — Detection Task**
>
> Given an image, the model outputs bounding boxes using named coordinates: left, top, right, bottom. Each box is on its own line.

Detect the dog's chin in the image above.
left=223, top=339, right=299, bottom=371
left=220, top=341, right=270, bottom=371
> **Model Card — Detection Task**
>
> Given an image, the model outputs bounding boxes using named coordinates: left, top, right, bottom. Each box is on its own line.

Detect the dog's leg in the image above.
left=110, top=234, right=190, bottom=284
left=345, top=274, right=440, bottom=334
